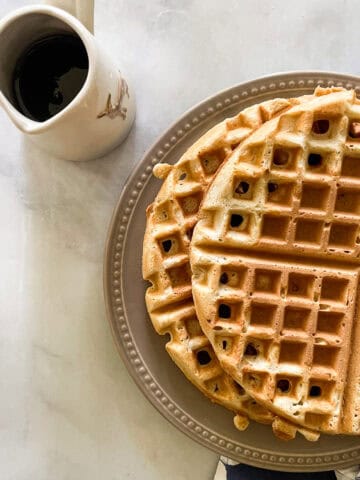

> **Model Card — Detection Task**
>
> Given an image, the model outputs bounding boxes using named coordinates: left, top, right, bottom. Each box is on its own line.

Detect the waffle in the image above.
left=143, top=95, right=319, bottom=441
left=190, top=87, right=360, bottom=435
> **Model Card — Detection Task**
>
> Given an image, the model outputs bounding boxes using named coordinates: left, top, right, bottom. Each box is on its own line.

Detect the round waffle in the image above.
left=190, top=87, right=360, bottom=435
left=143, top=95, right=319, bottom=441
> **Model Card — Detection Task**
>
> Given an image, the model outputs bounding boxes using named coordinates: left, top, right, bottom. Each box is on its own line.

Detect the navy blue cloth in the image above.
left=225, top=463, right=337, bottom=480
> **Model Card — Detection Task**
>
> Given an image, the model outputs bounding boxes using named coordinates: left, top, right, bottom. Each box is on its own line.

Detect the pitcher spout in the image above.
left=0, top=91, right=39, bottom=134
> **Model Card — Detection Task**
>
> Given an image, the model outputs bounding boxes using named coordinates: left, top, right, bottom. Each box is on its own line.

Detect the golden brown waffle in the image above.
left=143, top=95, right=319, bottom=441
left=190, top=87, right=360, bottom=435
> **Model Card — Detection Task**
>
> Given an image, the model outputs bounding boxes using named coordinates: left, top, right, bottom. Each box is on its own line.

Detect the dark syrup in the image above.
left=12, top=34, right=88, bottom=122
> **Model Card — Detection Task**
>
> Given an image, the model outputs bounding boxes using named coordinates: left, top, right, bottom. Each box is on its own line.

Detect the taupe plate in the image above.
left=104, top=72, right=360, bottom=472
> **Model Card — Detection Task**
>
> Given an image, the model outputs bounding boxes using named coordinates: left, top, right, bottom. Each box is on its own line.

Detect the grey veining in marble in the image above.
left=0, top=0, right=359, bottom=479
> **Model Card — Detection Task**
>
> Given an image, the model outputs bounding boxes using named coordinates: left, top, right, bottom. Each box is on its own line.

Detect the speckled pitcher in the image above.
left=0, top=0, right=135, bottom=161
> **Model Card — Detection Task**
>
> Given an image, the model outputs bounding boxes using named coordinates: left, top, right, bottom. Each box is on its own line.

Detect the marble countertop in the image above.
left=0, top=0, right=359, bottom=478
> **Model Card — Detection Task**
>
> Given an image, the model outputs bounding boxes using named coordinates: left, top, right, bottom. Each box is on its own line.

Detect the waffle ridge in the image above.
left=190, top=87, right=360, bottom=435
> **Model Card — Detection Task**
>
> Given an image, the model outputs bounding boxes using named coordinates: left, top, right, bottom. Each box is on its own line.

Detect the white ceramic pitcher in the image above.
left=0, top=0, right=135, bottom=161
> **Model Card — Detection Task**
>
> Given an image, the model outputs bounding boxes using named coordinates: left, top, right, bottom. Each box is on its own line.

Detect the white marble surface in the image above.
left=0, top=1, right=359, bottom=479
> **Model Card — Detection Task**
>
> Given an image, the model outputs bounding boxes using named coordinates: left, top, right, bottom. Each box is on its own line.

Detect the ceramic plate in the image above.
left=104, top=72, right=360, bottom=472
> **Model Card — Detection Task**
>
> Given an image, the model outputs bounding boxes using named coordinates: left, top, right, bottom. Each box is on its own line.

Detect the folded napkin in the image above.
left=214, top=457, right=360, bottom=480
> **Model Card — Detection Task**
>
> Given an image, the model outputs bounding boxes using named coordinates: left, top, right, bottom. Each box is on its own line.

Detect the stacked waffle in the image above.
left=143, top=87, right=360, bottom=441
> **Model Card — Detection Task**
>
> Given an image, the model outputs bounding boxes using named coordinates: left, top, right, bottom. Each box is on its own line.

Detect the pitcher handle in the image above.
left=43, top=0, right=94, bottom=34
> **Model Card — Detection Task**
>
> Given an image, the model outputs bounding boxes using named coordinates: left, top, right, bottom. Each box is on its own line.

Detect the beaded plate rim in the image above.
left=104, top=71, right=360, bottom=472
